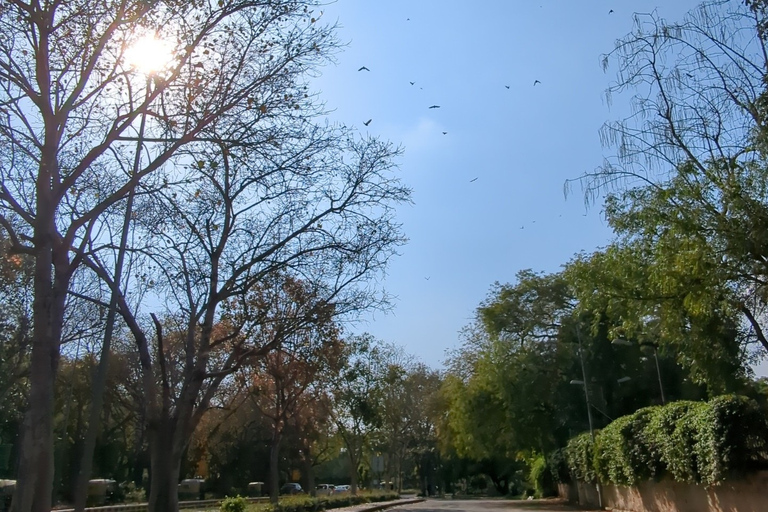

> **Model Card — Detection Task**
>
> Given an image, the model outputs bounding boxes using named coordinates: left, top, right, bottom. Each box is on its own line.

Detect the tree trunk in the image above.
left=303, top=449, right=315, bottom=497
left=147, top=422, right=182, bottom=512
left=349, top=451, right=359, bottom=496
left=268, top=433, right=282, bottom=504
left=11, top=236, right=67, bottom=512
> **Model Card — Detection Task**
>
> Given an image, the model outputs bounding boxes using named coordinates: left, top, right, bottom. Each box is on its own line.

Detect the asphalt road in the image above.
left=386, top=498, right=591, bottom=512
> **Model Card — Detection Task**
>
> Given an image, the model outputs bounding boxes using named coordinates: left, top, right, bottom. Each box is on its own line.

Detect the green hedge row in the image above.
left=562, top=395, right=768, bottom=486
left=251, top=492, right=401, bottom=512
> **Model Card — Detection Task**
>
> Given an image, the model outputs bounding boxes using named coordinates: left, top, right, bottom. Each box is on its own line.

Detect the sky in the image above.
left=308, top=0, right=768, bottom=377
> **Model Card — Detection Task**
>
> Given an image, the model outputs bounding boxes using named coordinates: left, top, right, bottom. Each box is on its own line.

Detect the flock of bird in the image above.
left=355, top=64, right=543, bottom=185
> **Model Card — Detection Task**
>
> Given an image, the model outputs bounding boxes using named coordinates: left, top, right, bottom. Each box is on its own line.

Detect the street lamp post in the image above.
left=571, top=326, right=602, bottom=509
left=611, top=338, right=666, bottom=405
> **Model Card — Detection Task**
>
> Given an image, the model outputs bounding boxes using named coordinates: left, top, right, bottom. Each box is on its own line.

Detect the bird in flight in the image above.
left=442, top=131, right=448, bottom=135
left=533, top=80, right=541, bottom=86
left=363, top=119, right=372, bottom=126
left=410, top=81, right=415, bottom=85
left=609, top=9, right=614, bottom=14
left=429, top=105, right=440, bottom=109
left=358, top=66, right=370, bottom=72
left=505, top=85, right=510, bottom=89
left=469, top=177, right=478, bottom=182
left=424, top=276, right=430, bottom=281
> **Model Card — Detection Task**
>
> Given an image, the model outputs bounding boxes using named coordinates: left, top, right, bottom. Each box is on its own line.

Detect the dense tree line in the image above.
left=6, top=0, right=768, bottom=508
left=438, top=0, right=768, bottom=496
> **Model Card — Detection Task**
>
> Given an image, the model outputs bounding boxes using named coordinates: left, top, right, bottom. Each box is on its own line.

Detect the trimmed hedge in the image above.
left=563, top=395, right=768, bottom=487
left=565, top=432, right=597, bottom=484
left=252, top=492, right=401, bottom=512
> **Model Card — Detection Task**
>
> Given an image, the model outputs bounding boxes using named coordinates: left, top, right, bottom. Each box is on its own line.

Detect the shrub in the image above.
left=594, top=406, right=660, bottom=486
left=528, top=453, right=556, bottom=497
left=642, top=400, right=702, bottom=483
left=546, top=448, right=571, bottom=484
left=694, top=395, right=768, bottom=484
left=119, top=481, right=146, bottom=503
left=565, top=431, right=597, bottom=483
left=565, top=395, right=768, bottom=488
left=220, top=495, right=247, bottom=512
left=261, top=492, right=400, bottom=512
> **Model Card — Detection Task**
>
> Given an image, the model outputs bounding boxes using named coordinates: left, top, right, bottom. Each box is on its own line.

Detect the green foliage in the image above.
left=253, top=492, right=400, bottom=512
left=527, top=454, right=556, bottom=498
left=546, top=448, right=570, bottom=485
left=221, top=495, right=248, bottom=512
left=565, top=432, right=597, bottom=484
left=694, top=395, right=768, bottom=484
left=118, top=482, right=146, bottom=504
left=565, top=396, right=768, bottom=486
left=593, top=407, right=659, bottom=485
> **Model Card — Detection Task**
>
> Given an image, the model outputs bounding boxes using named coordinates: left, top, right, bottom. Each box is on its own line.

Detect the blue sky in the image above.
left=310, top=0, right=768, bottom=377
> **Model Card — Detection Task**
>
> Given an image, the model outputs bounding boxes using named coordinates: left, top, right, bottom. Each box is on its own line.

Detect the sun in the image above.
left=126, top=33, right=173, bottom=74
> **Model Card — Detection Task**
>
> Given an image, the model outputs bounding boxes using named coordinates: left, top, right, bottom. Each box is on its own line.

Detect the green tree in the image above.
left=329, top=334, right=387, bottom=495
left=570, top=0, right=768, bottom=381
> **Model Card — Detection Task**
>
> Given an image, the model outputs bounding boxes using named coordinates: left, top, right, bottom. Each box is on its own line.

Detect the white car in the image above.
left=334, top=485, right=350, bottom=493
left=316, top=484, right=335, bottom=496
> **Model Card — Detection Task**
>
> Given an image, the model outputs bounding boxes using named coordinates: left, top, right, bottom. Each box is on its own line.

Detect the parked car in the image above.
left=334, top=485, right=350, bottom=493
left=280, top=482, right=303, bottom=495
left=315, top=484, right=335, bottom=496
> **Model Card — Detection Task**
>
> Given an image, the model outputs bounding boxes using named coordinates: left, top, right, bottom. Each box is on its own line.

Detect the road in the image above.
left=387, top=498, right=591, bottom=512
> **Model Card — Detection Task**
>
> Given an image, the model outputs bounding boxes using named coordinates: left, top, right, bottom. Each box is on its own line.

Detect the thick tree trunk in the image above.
left=147, top=422, right=182, bottom=512
left=268, top=433, right=282, bottom=504
left=12, top=339, right=57, bottom=512
left=11, top=232, right=67, bottom=512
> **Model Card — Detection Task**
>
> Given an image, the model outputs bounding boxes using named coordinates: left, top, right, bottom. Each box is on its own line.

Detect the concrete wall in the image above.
left=560, top=471, right=768, bottom=512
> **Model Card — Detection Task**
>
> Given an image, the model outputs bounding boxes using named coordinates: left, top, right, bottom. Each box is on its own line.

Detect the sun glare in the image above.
left=126, top=33, right=173, bottom=74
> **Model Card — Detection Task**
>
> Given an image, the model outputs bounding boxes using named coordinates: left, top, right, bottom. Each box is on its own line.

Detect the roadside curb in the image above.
left=348, top=498, right=426, bottom=512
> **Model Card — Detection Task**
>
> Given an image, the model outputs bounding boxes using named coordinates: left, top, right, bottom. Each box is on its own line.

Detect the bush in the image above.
left=546, top=448, right=571, bottom=484
left=528, top=453, right=556, bottom=497
left=594, top=406, right=660, bottom=486
left=119, top=481, right=146, bottom=503
left=220, top=495, right=247, bottom=512
left=694, top=395, right=768, bottom=484
left=565, top=431, right=597, bottom=483
left=641, top=401, right=701, bottom=483
left=260, top=492, right=400, bottom=512
left=564, top=395, right=768, bottom=487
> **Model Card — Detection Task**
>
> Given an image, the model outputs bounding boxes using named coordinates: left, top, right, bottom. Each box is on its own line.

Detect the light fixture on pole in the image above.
left=611, top=338, right=666, bottom=405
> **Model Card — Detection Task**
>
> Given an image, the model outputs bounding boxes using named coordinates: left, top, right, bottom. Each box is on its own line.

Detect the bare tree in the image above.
left=84, top=120, right=407, bottom=511
left=0, top=1, right=356, bottom=510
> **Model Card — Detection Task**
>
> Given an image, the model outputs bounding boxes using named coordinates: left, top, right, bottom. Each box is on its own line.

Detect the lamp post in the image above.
left=611, top=338, right=666, bottom=405
left=570, top=326, right=602, bottom=509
